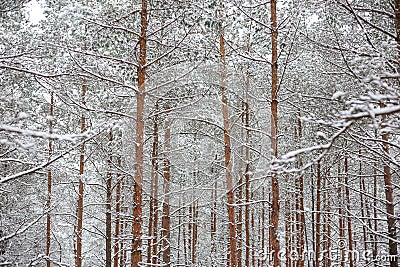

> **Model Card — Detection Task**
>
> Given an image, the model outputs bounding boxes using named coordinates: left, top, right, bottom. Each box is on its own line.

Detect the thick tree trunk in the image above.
left=220, top=19, right=238, bottom=267
left=131, top=0, right=148, bottom=265
left=106, top=131, right=113, bottom=267
left=46, top=92, right=54, bottom=267
left=270, top=1, right=280, bottom=266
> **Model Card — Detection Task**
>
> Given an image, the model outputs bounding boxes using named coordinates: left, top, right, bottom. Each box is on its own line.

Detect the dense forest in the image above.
left=1, top=0, right=400, bottom=266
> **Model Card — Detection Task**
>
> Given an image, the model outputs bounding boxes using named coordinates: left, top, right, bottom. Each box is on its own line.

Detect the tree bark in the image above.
left=162, top=116, right=171, bottom=266
left=315, top=161, right=321, bottom=267
left=46, top=92, right=54, bottom=267
left=147, top=108, right=159, bottom=266
left=270, top=1, right=280, bottom=266
left=219, top=15, right=238, bottom=267
left=131, top=0, right=148, bottom=265
left=106, top=131, right=113, bottom=267
left=113, top=152, right=121, bottom=267
left=344, top=156, right=354, bottom=267
left=296, top=115, right=305, bottom=267
left=380, top=103, right=398, bottom=267
left=75, top=76, right=86, bottom=267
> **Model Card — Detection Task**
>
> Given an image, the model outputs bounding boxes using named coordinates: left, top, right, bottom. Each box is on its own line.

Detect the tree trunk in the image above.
left=131, top=0, right=148, bottom=265
left=113, top=152, right=121, bottom=267
left=337, top=162, right=345, bottom=267
left=211, top=156, right=218, bottom=267
left=380, top=103, right=398, bottom=267
left=296, top=115, right=305, bottom=267
left=106, top=131, right=113, bottom=267
left=270, top=1, right=280, bottom=265
left=344, top=157, right=354, bottom=267
left=75, top=76, right=86, bottom=267
left=46, top=92, right=54, bottom=267
left=148, top=108, right=159, bottom=265
left=315, top=161, right=321, bottom=267
left=219, top=16, right=237, bottom=267
left=162, top=116, right=171, bottom=266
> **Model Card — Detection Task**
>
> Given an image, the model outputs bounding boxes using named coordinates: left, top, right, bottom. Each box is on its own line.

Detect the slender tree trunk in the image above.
left=148, top=108, right=159, bottom=265
left=270, top=1, right=280, bottom=265
left=75, top=76, right=87, bottom=267
left=46, top=92, right=54, bottom=267
left=219, top=16, right=237, bottom=267
left=106, top=131, right=113, bottom=267
left=337, top=162, right=345, bottom=267
left=358, top=153, right=369, bottom=266
left=113, top=153, right=122, bottom=267
left=373, top=162, right=378, bottom=266
left=131, top=0, right=148, bottom=265
left=211, top=156, right=218, bottom=267
left=285, top=180, right=292, bottom=267
left=297, top=115, right=305, bottom=267
left=237, top=104, right=244, bottom=267
left=322, top=174, right=327, bottom=267
left=380, top=103, right=398, bottom=267
left=310, top=166, right=316, bottom=267
left=395, top=0, right=400, bottom=67
left=261, top=189, right=266, bottom=267
left=326, top=173, right=331, bottom=267
left=177, top=193, right=182, bottom=265
left=121, top=205, right=128, bottom=266
left=162, top=117, right=171, bottom=266
left=183, top=211, right=188, bottom=266
left=315, top=161, right=321, bottom=267
left=344, top=157, right=354, bottom=267
left=251, top=195, right=255, bottom=267
left=192, top=201, right=198, bottom=264
left=244, top=110, right=251, bottom=267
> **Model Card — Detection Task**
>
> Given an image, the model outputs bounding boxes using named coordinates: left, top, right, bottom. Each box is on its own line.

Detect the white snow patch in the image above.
left=332, top=91, right=346, bottom=100
left=25, top=0, right=46, bottom=25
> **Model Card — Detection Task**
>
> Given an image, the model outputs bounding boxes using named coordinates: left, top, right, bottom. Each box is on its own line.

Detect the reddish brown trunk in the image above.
left=373, top=162, right=378, bottom=265
left=191, top=201, right=198, bottom=264
left=106, top=131, right=113, bottom=267
left=296, top=115, right=305, bottom=267
left=344, top=157, right=354, bottom=267
left=270, top=1, right=280, bottom=266
left=113, top=154, right=121, bottom=267
left=380, top=103, right=398, bottom=267
left=131, top=0, right=148, bottom=265
left=358, top=154, right=369, bottom=266
left=76, top=76, right=86, bottom=267
left=220, top=18, right=237, bottom=267
left=147, top=109, right=159, bottom=265
left=395, top=0, right=400, bottom=70
left=162, top=117, right=171, bottom=266
left=46, top=92, right=54, bottom=267
left=315, top=161, right=321, bottom=267
left=338, top=162, right=345, bottom=267
left=285, top=178, right=292, bottom=267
